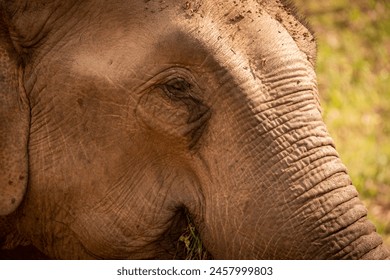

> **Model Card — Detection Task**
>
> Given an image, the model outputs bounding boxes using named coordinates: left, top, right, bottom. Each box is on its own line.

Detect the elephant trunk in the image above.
left=200, top=146, right=390, bottom=259
left=295, top=169, right=390, bottom=259
left=196, top=85, right=390, bottom=259
left=272, top=132, right=390, bottom=259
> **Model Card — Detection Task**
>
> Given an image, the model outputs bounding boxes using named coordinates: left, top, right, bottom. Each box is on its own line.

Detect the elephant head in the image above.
left=1, top=0, right=389, bottom=259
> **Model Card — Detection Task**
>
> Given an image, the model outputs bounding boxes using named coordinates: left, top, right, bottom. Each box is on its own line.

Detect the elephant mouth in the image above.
left=175, top=210, right=212, bottom=260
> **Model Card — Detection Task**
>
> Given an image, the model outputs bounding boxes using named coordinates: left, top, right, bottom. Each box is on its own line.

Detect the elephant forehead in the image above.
left=66, top=1, right=315, bottom=89
left=179, top=11, right=314, bottom=80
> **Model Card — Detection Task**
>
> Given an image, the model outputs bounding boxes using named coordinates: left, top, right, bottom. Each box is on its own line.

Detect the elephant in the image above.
left=0, top=0, right=389, bottom=260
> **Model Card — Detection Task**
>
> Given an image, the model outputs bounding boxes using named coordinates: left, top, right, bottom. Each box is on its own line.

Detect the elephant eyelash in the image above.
left=165, top=78, right=191, bottom=91
left=159, top=78, right=194, bottom=100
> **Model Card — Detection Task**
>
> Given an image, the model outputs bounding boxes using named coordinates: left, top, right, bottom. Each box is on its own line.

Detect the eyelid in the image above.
left=136, top=67, right=193, bottom=89
left=164, top=77, right=191, bottom=90
left=155, top=67, right=195, bottom=84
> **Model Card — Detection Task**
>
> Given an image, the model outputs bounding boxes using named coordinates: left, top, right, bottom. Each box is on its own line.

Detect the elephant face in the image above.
left=0, top=0, right=389, bottom=259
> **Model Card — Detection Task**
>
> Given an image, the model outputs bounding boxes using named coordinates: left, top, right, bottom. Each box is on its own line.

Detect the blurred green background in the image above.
left=294, top=0, right=390, bottom=247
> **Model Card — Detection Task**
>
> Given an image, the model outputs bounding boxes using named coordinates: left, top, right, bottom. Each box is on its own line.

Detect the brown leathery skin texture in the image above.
left=0, top=0, right=389, bottom=259
left=0, top=13, right=29, bottom=217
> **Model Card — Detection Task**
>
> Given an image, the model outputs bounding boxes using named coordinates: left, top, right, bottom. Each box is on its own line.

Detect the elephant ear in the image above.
left=0, top=15, right=29, bottom=216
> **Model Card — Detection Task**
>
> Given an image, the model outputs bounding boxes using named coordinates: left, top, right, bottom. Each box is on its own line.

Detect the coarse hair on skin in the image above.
left=279, top=0, right=316, bottom=38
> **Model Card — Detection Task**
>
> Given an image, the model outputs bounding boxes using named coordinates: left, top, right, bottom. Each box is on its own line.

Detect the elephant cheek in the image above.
left=0, top=26, right=30, bottom=216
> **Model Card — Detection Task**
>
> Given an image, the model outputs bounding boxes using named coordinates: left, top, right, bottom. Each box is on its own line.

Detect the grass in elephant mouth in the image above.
left=176, top=211, right=211, bottom=260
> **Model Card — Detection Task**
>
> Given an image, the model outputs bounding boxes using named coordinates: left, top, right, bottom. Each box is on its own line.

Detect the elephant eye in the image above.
left=162, top=78, right=192, bottom=98
left=166, top=78, right=191, bottom=91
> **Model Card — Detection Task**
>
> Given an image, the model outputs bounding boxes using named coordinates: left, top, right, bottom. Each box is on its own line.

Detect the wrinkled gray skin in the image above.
left=0, top=0, right=389, bottom=259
